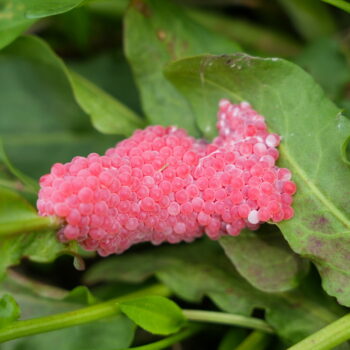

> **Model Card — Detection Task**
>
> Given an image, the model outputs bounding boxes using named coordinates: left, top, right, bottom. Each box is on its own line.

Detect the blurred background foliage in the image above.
left=1, top=1, right=350, bottom=349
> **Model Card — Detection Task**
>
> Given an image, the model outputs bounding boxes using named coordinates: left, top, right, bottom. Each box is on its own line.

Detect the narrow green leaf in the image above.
left=120, top=296, right=185, bottom=335
left=187, top=9, right=301, bottom=57
left=341, top=135, right=350, bottom=166
left=0, top=294, right=20, bottom=329
left=220, top=227, right=309, bottom=293
left=277, top=0, right=336, bottom=41
left=218, top=329, right=247, bottom=350
left=294, top=38, right=350, bottom=101
left=164, top=53, right=350, bottom=306
left=0, top=187, right=57, bottom=235
left=62, top=286, right=97, bottom=306
left=0, top=139, right=38, bottom=192
left=0, top=188, right=65, bottom=278
left=124, top=0, right=240, bottom=136
left=322, top=0, right=350, bottom=13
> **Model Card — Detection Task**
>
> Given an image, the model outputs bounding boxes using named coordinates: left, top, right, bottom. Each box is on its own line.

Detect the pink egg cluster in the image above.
left=37, top=99, right=296, bottom=256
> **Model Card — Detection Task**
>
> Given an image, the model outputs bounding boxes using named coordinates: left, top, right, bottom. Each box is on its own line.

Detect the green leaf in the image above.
left=68, top=70, right=144, bottom=135
left=124, top=0, right=240, bottom=136
left=84, top=240, right=348, bottom=345
left=322, top=0, right=350, bottom=13
left=218, top=329, right=248, bottom=350
left=0, top=35, right=141, bottom=178
left=0, top=278, right=135, bottom=350
left=62, top=286, right=97, bottom=305
left=0, top=22, right=34, bottom=51
left=164, top=53, right=350, bottom=306
left=0, top=294, right=20, bottom=329
left=119, top=296, right=185, bottom=335
left=0, top=139, right=38, bottom=192
left=68, top=51, right=142, bottom=115
left=0, top=188, right=65, bottom=278
left=0, top=0, right=87, bottom=50
left=1, top=0, right=84, bottom=20
left=186, top=9, right=301, bottom=57
left=277, top=0, right=336, bottom=41
left=219, top=227, right=309, bottom=293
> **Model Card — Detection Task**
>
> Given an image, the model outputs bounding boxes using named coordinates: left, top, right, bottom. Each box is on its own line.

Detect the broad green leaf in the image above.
left=68, top=51, right=142, bottom=115
left=0, top=35, right=141, bottom=178
left=0, top=278, right=135, bottom=350
left=277, top=0, right=335, bottom=41
left=0, top=22, right=33, bottom=50
left=294, top=38, right=350, bottom=101
left=68, top=70, right=144, bottom=135
left=0, top=188, right=65, bottom=278
left=7, top=35, right=143, bottom=135
left=165, top=54, right=350, bottom=306
left=322, top=0, right=350, bottom=13
left=124, top=0, right=240, bottom=136
left=84, top=239, right=348, bottom=345
left=0, top=294, right=20, bottom=328
left=119, top=296, right=185, bottom=335
left=220, top=227, right=309, bottom=293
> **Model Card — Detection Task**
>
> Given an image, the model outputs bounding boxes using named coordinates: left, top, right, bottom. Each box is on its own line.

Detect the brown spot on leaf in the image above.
left=157, top=30, right=167, bottom=41
left=309, top=215, right=333, bottom=234
left=131, top=0, right=151, bottom=17
left=307, top=237, right=324, bottom=256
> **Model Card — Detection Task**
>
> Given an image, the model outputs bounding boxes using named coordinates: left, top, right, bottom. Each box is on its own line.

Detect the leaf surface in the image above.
left=220, top=227, right=309, bottom=293
left=165, top=53, right=350, bottom=306
left=0, top=278, right=135, bottom=350
left=124, top=0, right=240, bottom=136
left=120, top=296, right=185, bottom=335
left=84, top=239, right=348, bottom=345
left=0, top=294, right=20, bottom=329
left=0, top=188, right=65, bottom=278
left=0, top=0, right=86, bottom=49
left=0, top=35, right=142, bottom=178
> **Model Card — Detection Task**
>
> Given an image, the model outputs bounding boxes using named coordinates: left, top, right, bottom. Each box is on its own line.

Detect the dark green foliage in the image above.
left=1, top=0, right=350, bottom=349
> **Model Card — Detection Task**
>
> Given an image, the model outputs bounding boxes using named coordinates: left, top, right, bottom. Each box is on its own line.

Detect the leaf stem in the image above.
left=0, top=284, right=171, bottom=343
left=182, top=310, right=274, bottom=334
left=0, top=179, right=36, bottom=194
left=0, top=215, right=61, bottom=235
left=8, top=270, right=68, bottom=299
left=287, top=313, right=350, bottom=350
left=118, top=324, right=203, bottom=350
left=235, top=330, right=272, bottom=350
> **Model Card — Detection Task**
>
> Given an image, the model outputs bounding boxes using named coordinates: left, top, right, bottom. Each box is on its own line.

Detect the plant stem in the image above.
left=0, top=215, right=61, bottom=235
left=8, top=270, right=68, bottom=299
left=235, top=330, right=272, bottom=350
left=287, top=313, right=350, bottom=350
left=119, top=324, right=203, bottom=350
left=182, top=310, right=273, bottom=334
left=0, top=178, right=36, bottom=194
left=0, top=284, right=171, bottom=343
